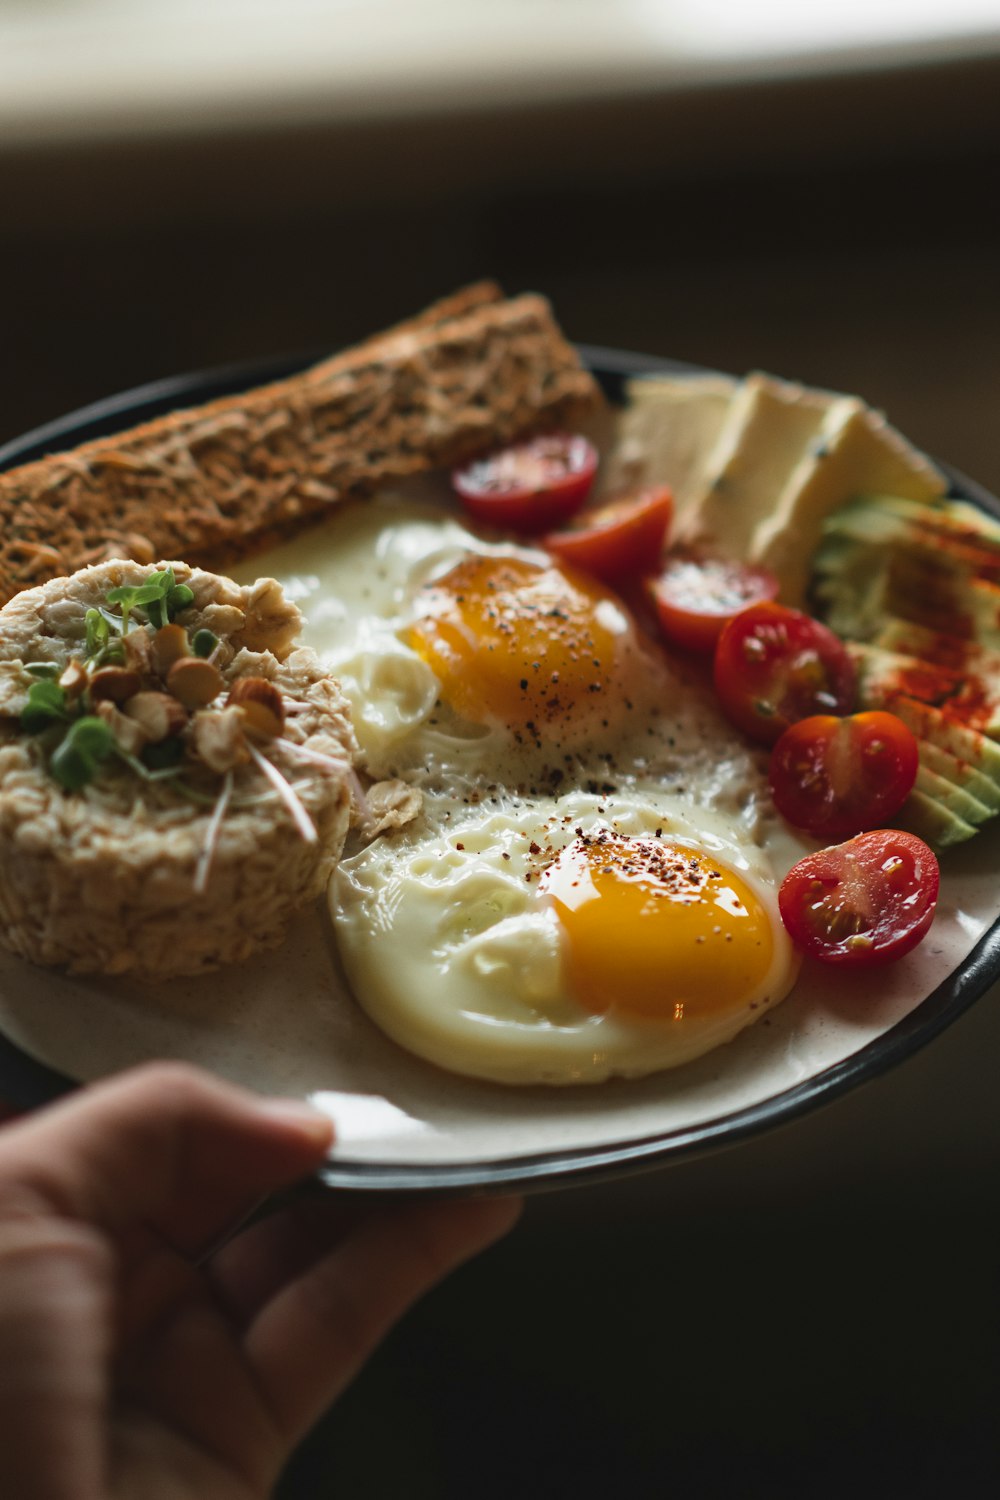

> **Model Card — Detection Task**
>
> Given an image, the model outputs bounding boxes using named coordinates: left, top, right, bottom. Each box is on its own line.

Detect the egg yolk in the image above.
left=406, top=554, right=634, bottom=741
left=539, top=832, right=775, bottom=1022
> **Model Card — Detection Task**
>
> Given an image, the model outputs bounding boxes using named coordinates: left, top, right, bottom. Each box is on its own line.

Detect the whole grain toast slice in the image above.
left=0, top=287, right=600, bottom=605
left=362, top=279, right=504, bottom=339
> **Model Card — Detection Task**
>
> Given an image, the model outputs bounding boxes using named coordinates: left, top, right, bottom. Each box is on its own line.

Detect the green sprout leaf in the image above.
left=49, top=743, right=92, bottom=792
left=106, top=568, right=176, bottom=633
left=166, top=584, right=195, bottom=620
left=102, top=568, right=192, bottom=634
left=85, top=608, right=110, bottom=657
left=20, top=680, right=69, bottom=733
left=50, top=715, right=114, bottom=791
left=24, top=662, right=61, bottom=680
left=97, top=606, right=124, bottom=635
left=69, top=716, right=114, bottom=758
left=191, top=629, right=219, bottom=659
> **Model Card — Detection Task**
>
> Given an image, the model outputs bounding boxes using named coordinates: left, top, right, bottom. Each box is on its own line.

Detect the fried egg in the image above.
left=237, top=493, right=763, bottom=816
left=332, top=790, right=800, bottom=1085
left=236, top=489, right=806, bottom=1085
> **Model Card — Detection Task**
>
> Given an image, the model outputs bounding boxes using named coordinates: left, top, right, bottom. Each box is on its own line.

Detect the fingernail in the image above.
left=256, top=1098, right=335, bottom=1146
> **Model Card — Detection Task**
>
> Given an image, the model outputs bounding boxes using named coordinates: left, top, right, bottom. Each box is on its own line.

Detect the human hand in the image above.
left=0, top=1063, right=521, bottom=1499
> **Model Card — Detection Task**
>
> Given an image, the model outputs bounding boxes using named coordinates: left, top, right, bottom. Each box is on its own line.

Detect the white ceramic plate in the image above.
left=1, top=347, right=998, bottom=1192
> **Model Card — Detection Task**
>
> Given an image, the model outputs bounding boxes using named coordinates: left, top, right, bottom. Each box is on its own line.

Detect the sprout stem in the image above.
left=247, top=743, right=318, bottom=844
left=273, top=737, right=350, bottom=773
left=194, top=771, right=233, bottom=894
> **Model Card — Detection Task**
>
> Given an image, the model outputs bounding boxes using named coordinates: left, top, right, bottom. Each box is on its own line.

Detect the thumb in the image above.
left=0, top=1062, right=333, bottom=1256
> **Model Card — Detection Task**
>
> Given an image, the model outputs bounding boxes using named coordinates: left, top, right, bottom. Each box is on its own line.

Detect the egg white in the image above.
left=332, top=789, right=801, bottom=1086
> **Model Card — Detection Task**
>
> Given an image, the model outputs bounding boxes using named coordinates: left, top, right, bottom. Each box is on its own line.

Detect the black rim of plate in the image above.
left=2, top=345, right=1000, bottom=1195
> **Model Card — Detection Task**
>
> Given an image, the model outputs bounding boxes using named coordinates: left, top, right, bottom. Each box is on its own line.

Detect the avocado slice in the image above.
left=877, top=694, right=1000, bottom=787
left=810, top=534, right=892, bottom=640
left=824, top=493, right=1000, bottom=560
left=898, top=788, right=979, bottom=849
left=850, top=642, right=1000, bottom=738
left=872, top=616, right=1000, bottom=683
left=919, top=740, right=1000, bottom=812
left=809, top=492, right=1000, bottom=849
left=812, top=494, right=1000, bottom=649
left=914, top=764, right=995, bottom=827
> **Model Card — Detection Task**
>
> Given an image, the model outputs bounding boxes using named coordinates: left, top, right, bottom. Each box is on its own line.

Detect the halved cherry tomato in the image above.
left=713, top=601, right=855, bottom=745
left=649, top=553, right=779, bottom=652
left=769, top=711, right=919, bottom=840
left=778, top=829, right=939, bottom=967
left=451, top=433, right=598, bottom=534
left=543, top=486, right=673, bottom=585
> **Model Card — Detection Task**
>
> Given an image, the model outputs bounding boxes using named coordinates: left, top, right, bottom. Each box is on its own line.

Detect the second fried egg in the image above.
left=332, top=790, right=800, bottom=1086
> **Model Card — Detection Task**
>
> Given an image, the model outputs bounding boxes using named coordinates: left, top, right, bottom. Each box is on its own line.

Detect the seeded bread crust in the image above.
left=0, top=287, right=600, bottom=606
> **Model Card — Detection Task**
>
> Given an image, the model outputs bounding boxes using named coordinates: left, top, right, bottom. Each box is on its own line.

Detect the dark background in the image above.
left=4, top=55, right=1000, bottom=494
left=3, top=49, right=999, bottom=1499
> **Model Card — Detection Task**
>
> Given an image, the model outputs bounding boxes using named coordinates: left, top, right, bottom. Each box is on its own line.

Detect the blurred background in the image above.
left=2, top=2, right=999, bottom=1495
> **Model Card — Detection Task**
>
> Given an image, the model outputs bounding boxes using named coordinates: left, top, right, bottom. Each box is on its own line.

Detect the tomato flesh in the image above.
left=650, top=554, right=779, bottom=653
left=713, top=601, right=855, bottom=745
left=451, top=433, right=598, bottom=534
left=544, top=486, right=673, bottom=585
left=769, top=711, right=919, bottom=840
left=778, top=830, right=939, bottom=967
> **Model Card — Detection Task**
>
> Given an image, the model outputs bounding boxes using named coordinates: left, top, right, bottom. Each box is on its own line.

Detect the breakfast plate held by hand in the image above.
left=1, top=290, right=998, bottom=1192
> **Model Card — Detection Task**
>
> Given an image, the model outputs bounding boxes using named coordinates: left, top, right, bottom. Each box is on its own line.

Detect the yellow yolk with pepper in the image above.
left=406, top=554, right=637, bottom=747
left=539, top=832, right=775, bottom=1022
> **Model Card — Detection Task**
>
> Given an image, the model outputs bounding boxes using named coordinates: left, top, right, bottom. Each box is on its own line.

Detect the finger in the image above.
left=207, top=1191, right=379, bottom=1328
left=245, top=1194, right=522, bottom=1444
left=0, top=1063, right=333, bottom=1256
left=0, top=1216, right=113, bottom=1500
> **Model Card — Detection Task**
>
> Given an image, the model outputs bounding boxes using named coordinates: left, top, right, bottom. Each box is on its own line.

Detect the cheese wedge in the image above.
left=752, top=403, right=948, bottom=606
left=599, top=372, right=736, bottom=521
left=677, top=372, right=844, bottom=557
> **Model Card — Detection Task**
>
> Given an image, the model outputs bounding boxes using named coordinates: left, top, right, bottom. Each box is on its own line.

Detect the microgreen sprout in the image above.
left=50, top=715, right=113, bottom=791
left=191, top=629, right=219, bottom=659
left=97, top=607, right=124, bottom=635
left=16, top=569, right=315, bottom=882
left=111, top=747, right=185, bottom=783
left=85, top=608, right=110, bottom=657
left=146, top=582, right=194, bottom=630
left=167, top=583, right=195, bottom=617
left=106, top=568, right=176, bottom=634
left=105, top=567, right=192, bottom=634
left=194, top=772, right=234, bottom=894
left=246, top=742, right=317, bottom=844
left=83, top=608, right=127, bottom=669
left=20, top=680, right=69, bottom=733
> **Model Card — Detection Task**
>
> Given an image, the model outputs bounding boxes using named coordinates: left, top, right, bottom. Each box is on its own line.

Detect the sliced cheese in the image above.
left=676, top=372, right=844, bottom=557
left=598, top=372, right=736, bottom=522
left=752, top=403, right=948, bottom=606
